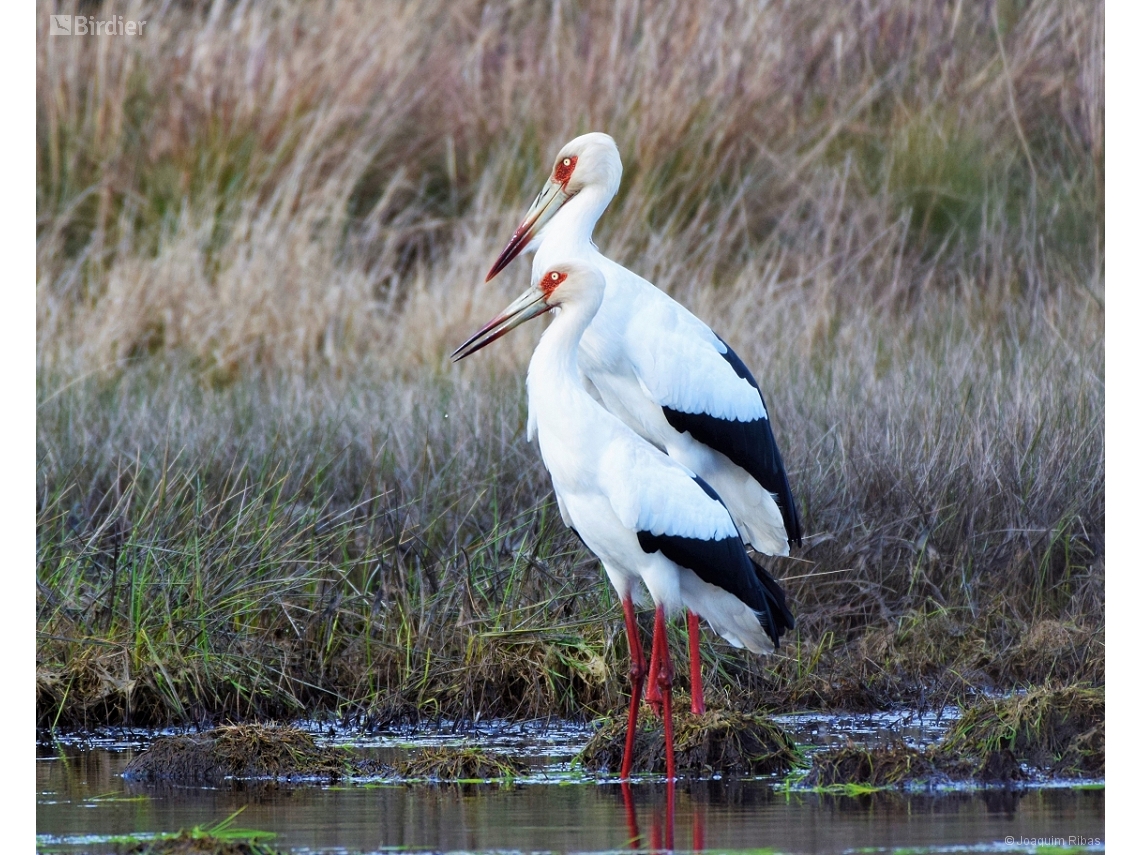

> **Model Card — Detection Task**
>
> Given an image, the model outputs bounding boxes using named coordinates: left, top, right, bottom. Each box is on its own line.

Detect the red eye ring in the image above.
left=553, top=155, right=577, bottom=185
left=541, top=270, right=565, bottom=295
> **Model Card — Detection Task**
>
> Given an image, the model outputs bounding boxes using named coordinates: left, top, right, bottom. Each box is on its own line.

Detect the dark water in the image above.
left=36, top=716, right=1105, bottom=854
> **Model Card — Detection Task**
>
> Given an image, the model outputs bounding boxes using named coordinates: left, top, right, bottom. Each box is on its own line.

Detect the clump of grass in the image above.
left=797, top=742, right=1027, bottom=790
left=939, top=685, right=1104, bottom=777
left=394, top=747, right=525, bottom=781
left=709, top=603, right=1104, bottom=716
left=122, top=725, right=364, bottom=784
left=577, top=709, right=801, bottom=776
left=115, top=809, right=281, bottom=855
left=798, top=686, right=1104, bottom=787
left=122, top=834, right=283, bottom=855
left=799, top=743, right=941, bottom=790
left=1000, top=620, right=1103, bottom=687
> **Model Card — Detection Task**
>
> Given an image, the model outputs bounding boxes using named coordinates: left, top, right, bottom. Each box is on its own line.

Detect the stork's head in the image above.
left=485, top=133, right=622, bottom=282
left=452, top=261, right=606, bottom=361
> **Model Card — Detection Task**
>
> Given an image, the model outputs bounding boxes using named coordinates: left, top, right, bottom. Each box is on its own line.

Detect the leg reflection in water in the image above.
left=692, top=780, right=706, bottom=851
left=621, top=781, right=642, bottom=850
left=621, top=779, right=691, bottom=852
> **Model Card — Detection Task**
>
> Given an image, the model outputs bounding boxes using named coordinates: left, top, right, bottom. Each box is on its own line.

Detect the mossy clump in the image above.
left=802, top=741, right=1029, bottom=789
left=939, top=685, right=1104, bottom=777
left=393, top=747, right=525, bottom=781
left=120, top=830, right=284, bottom=855
left=578, top=709, right=801, bottom=776
left=798, top=685, right=1104, bottom=789
left=122, top=725, right=371, bottom=785
left=801, top=743, right=940, bottom=789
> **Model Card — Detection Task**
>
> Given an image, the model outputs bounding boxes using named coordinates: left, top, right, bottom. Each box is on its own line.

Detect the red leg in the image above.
left=687, top=610, right=706, bottom=715
left=620, top=781, right=641, bottom=849
left=692, top=785, right=705, bottom=852
left=653, top=605, right=676, bottom=782
left=620, top=596, right=646, bottom=781
left=665, top=778, right=675, bottom=851
left=645, top=619, right=663, bottom=716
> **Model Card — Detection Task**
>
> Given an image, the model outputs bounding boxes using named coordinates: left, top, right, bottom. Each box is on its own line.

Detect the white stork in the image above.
left=484, top=133, right=801, bottom=714
left=453, top=261, right=794, bottom=780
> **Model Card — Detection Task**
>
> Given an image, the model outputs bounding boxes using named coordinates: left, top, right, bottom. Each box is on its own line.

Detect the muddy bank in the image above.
left=118, top=684, right=1104, bottom=788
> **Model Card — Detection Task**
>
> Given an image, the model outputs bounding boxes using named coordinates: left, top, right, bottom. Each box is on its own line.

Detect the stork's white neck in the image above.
left=526, top=290, right=608, bottom=457
left=530, top=298, right=593, bottom=384
left=533, top=184, right=612, bottom=271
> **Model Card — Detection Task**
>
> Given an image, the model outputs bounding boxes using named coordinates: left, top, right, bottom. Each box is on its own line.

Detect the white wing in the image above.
left=596, top=433, right=739, bottom=541
left=554, top=491, right=574, bottom=530
left=593, top=263, right=767, bottom=422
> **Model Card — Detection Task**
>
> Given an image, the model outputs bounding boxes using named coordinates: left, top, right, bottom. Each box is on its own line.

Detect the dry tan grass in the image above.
left=38, top=0, right=1103, bottom=374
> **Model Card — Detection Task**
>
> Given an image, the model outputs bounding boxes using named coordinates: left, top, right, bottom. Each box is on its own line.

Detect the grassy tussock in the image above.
left=37, top=0, right=1103, bottom=726
left=940, top=685, right=1104, bottom=777
left=800, top=744, right=941, bottom=790
left=122, top=724, right=361, bottom=784
left=394, top=747, right=525, bottom=781
left=578, top=710, right=801, bottom=776
left=801, top=684, right=1104, bottom=787
left=123, top=834, right=283, bottom=855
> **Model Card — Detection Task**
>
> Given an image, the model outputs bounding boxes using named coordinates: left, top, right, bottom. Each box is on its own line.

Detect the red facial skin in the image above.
left=553, top=155, right=577, bottom=185
left=539, top=270, right=565, bottom=298
left=484, top=156, right=579, bottom=283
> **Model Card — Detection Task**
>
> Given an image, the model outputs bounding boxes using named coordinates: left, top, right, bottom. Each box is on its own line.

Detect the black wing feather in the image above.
left=636, top=477, right=794, bottom=647
left=661, top=337, right=802, bottom=548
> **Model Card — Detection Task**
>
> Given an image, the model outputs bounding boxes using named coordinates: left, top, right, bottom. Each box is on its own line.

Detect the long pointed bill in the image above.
left=451, top=287, right=552, bottom=362
left=486, top=179, right=575, bottom=282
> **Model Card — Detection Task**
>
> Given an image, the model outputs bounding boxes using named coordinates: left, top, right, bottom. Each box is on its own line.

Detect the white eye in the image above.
left=562, top=158, right=571, bottom=166
left=551, top=272, right=560, bottom=281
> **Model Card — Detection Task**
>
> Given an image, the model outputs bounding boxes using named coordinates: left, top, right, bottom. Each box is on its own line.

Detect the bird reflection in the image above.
left=621, top=779, right=704, bottom=853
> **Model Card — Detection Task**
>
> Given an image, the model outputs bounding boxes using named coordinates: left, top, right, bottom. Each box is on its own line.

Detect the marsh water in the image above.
left=36, top=713, right=1105, bottom=854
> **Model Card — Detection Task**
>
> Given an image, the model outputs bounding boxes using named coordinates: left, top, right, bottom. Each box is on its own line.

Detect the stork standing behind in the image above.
left=484, top=133, right=802, bottom=713
left=453, top=261, right=794, bottom=780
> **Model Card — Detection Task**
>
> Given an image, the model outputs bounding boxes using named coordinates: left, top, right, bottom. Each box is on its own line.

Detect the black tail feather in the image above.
left=749, top=556, right=795, bottom=646
left=637, top=473, right=796, bottom=650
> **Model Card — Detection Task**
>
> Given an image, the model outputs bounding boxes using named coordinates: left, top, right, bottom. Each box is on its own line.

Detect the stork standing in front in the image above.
left=453, top=261, right=794, bottom=780
left=484, top=133, right=801, bottom=714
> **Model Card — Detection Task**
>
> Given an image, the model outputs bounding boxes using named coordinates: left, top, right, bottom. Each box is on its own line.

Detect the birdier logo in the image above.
left=50, top=15, right=147, bottom=36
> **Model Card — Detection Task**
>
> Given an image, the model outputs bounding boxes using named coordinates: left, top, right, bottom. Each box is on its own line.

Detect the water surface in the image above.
left=36, top=716, right=1105, bottom=854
